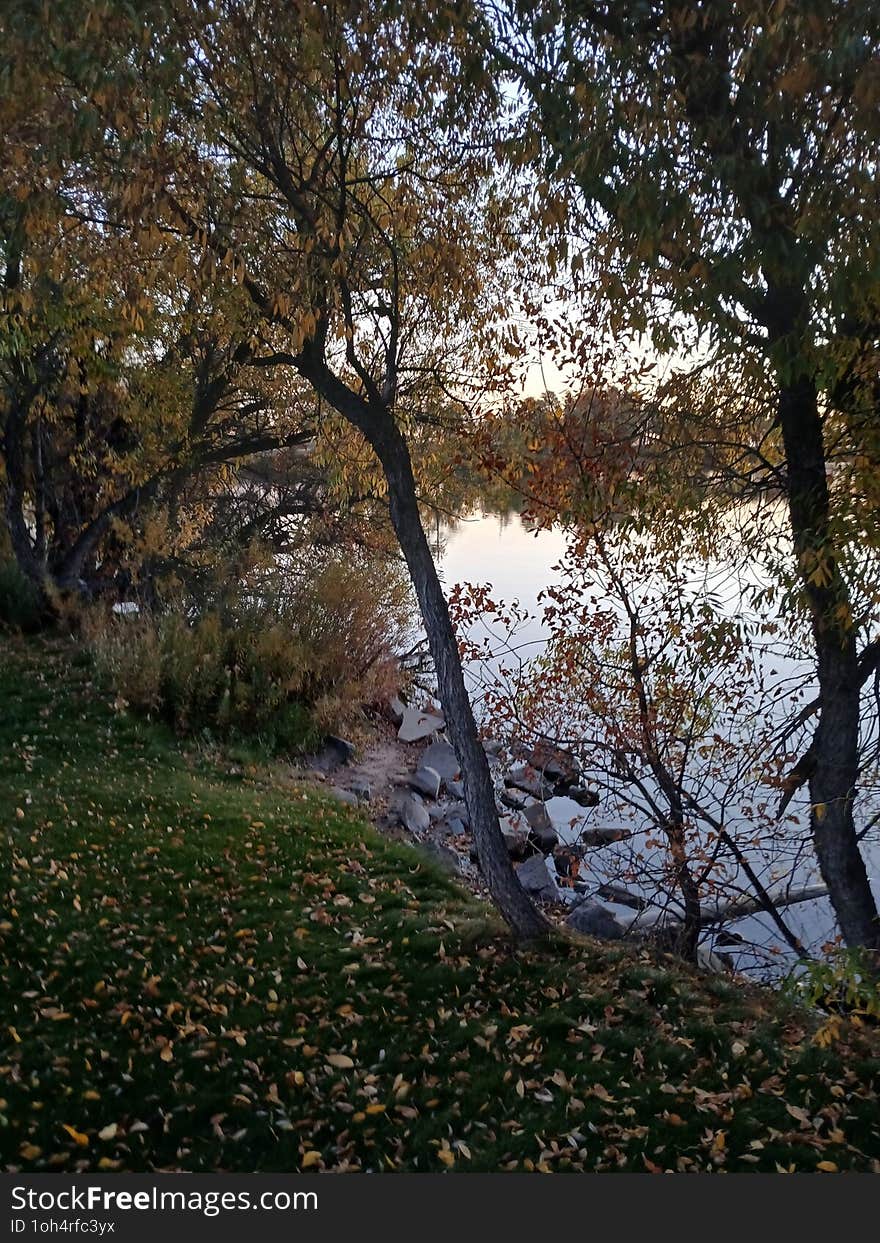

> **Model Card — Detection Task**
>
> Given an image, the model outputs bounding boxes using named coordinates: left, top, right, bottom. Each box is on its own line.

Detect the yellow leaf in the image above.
left=20, top=1143, right=42, bottom=1160
left=301, top=1150, right=321, bottom=1169
left=159, top=1044, right=174, bottom=1062
left=365, top=1103, right=386, bottom=1115
left=98, top=1123, right=118, bottom=1141
left=326, top=1054, right=354, bottom=1069
left=62, top=1125, right=89, bottom=1147
left=816, top=1160, right=838, bottom=1173
left=437, top=1148, right=455, bottom=1167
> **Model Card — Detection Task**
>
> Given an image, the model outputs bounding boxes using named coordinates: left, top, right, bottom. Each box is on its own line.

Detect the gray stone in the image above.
left=596, top=883, right=646, bottom=911
left=523, top=802, right=558, bottom=853
left=553, top=844, right=587, bottom=883
left=348, top=778, right=372, bottom=803
left=420, top=740, right=460, bottom=784
left=444, top=817, right=467, bottom=837
left=415, top=841, right=460, bottom=875
left=482, top=739, right=504, bottom=757
left=580, top=826, right=632, bottom=847
left=409, top=765, right=442, bottom=800
left=398, top=707, right=445, bottom=743
left=566, top=786, right=600, bottom=808
left=516, top=854, right=558, bottom=900
left=446, top=779, right=465, bottom=800
left=505, top=763, right=554, bottom=801
left=328, top=786, right=359, bottom=807
left=499, top=788, right=527, bottom=812
left=390, top=790, right=430, bottom=834
left=566, top=900, right=626, bottom=940
left=499, top=812, right=531, bottom=860
left=327, top=735, right=356, bottom=763
left=528, top=741, right=581, bottom=785
left=444, top=801, right=469, bottom=826
left=387, top=694, right=407, bottom=725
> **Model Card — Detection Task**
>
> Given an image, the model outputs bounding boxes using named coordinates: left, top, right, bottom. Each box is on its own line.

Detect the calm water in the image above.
left=436, top=511, right=880, bottom=978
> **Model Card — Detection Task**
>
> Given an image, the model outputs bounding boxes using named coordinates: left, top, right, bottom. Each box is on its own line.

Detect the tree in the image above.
left=0, top=14, right=318, bottom=604
left=16, top=0, right=548, bottom=937
left=488, top=0, right=880, bottom=950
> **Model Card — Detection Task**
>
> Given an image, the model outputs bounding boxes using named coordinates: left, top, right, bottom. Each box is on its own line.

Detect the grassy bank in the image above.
left=2, top=636, right=879, bottom=1172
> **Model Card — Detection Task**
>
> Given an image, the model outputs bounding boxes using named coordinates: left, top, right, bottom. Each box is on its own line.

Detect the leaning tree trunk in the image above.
left=369, top=417, right=549, bottom=940
left=778, top=374, right=880, bottom=951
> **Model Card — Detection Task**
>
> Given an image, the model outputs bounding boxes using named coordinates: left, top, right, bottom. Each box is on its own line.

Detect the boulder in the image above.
left=516, top=854, right=558, bottom=901
left=566, top=785, right=600, bottom=808
left=420, top=740, right=460, bottom=784
left=553, top=845, right=587, bottom=883
left=387, top=694, right=407, bottom=725
left=390, top=790, right=430, bottom=834
left=444, top=817, right=467, bottom=838
left=328, top=786, right=359, bottom=808
left=499, top=812, right=531, bottom=859
left=528, top=741, right=581, bottom=786
left=409, top=765, right=442, bottom=800
left=348, top=778, right=372, bottom=803
left=498, top=788, right=527, bottom=812
left=415, top=841, right=460, bottom=875
left=505, top=763, right=554, bottom=801
left=523, top=802, right=558, bottom=854
left=596, top=883, right=646, bottom=910
left=326, top=735, right=356, bottom=764
left=566, top=899, right=626, bottom=940
left=580, top=826, right=632, bottom=847
left=398, top=707, right=445, bottom=743
left=446, top=779, right=465, bottom=800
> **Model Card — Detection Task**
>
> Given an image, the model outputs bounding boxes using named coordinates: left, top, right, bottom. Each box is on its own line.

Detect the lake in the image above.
left=436, top=510, right=880, bottom=979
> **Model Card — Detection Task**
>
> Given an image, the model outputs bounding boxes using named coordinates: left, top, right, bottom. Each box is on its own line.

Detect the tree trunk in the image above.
left=777, top=375, right=880, bottom=950
left=369, top=417, right=549, bottom=941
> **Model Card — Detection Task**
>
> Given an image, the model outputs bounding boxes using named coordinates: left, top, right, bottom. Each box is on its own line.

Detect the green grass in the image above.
left=2, top=635, right=879, bottom=1173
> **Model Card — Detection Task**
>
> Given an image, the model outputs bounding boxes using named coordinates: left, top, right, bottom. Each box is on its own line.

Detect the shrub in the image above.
left=785, top=948, right=880, bottom=1027
left=87, top=547, right=414, bottom=755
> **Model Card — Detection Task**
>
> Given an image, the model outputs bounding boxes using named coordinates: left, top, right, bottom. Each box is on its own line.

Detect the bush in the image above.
left=0, top=559, right=43, bottom=633
left=87, top=547, right=413, bottom=756
left=785, top=948, right=880, bottom=1026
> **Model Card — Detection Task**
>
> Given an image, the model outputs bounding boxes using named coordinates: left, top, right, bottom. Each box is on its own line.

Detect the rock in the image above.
left=347, top=778, right=372, bottom=803
left=522, top=802, right=558, bottom=854
left=326, top=735, right=356, bottom=764
left=528, top=741, right=581, bottom=785
left=498, top=788, right=527, bottom=812
left=482, top=738, right=504, bottom=757
left=696, top=945, right=731, bottom=974
left=409, top=765, right=442, bottom=800
left=398, top=707, right=445, bottom=743
left=387, top=694, right=407, bottom=725
left=596, top=883, right=646, bottom=910
left=566, top=899, right=626, bottom=940
left=390, top=790, right=430, bottom=834
left=553, top=845, right=587, bottom=883
left=307, top=735, right=356, bottom=776
left=516, top=854, right=558, bottom=900
left=420, top=740, right=460, bottom=784
left=446, top=779, right=465, bottom=800
left=500, top=812, right=531, bottom=859
left=505, top=763, right=554, bottom=801
left=580, top=826, right=632, bottom=847
left=444, top=801, right=469, bottom=826
left=415, top=841, right=460, bottom=875
left=566, top=785, right=600, bottom=808
left=444, top=817, right=467, bottom=837
left=328, top=786, right=359, bottom=807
